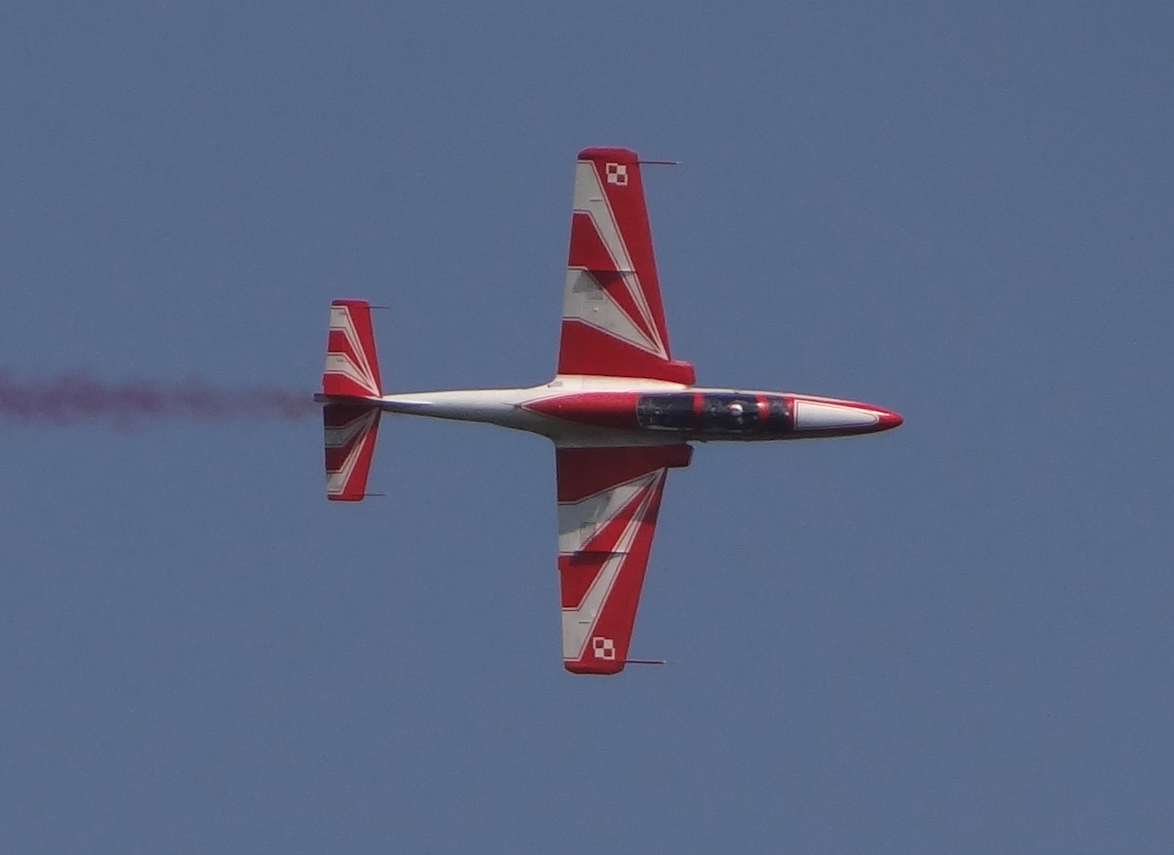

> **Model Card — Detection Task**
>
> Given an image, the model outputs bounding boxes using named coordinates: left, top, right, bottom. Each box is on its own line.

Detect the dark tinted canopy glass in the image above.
left=636, top=394, right=694, bottom=430
left=636, top=393, right=792, bottom=434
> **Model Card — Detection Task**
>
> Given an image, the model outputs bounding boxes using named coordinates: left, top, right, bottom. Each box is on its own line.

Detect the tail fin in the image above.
left=321, top=299, right=383, bottom=502
left=323, top=299, right=382, bottom=399
left=324, top=402, right=381, bottom=501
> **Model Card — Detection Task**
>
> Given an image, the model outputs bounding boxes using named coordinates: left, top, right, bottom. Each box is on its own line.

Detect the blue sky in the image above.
left=2, top=3, right=1172, bottom=852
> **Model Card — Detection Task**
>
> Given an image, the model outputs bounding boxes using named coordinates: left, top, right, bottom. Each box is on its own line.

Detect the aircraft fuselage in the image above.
left=351, top=375, right=903, bottom=446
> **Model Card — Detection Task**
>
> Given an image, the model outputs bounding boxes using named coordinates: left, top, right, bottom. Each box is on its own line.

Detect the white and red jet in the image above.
left=317, top=147, right=902, bottom=675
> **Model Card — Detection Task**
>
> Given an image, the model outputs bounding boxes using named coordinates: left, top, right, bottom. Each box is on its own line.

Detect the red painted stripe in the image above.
left=555, top=445, right=692, bottom=504
left=557, top=320, right=695, bottom=385
left=524, top=392, right=642, bottom=431
left=559, top=552, right=608, bottom=611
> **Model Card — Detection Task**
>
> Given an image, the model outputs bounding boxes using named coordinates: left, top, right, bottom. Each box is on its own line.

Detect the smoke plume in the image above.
left=0, top=370, right=315, bottom=427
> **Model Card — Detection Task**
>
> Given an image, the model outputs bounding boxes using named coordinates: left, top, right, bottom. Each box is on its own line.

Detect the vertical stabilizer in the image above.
left=324, top=403, right=381, bottom=501
left=321, top=299, right=384, bottom=501
left=323, top=299, right=382, bottom=399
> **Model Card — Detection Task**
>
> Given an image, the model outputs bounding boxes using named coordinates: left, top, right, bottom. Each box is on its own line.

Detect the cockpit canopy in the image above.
left=636, top=393, right=793, bottom=435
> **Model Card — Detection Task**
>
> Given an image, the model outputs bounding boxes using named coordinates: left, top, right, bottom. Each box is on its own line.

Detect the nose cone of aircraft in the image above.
left=792, top=399, right=903, bottom=435
left=876, top=408, right=904, bottom=430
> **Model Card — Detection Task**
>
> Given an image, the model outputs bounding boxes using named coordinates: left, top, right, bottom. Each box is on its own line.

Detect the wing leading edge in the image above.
left=558, top=148, right=694, bottom=385
left=556, top=444, right=692, bottom=674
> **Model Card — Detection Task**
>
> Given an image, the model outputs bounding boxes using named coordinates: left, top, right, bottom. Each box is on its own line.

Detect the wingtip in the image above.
left=577, top=146, right=639, bottom=162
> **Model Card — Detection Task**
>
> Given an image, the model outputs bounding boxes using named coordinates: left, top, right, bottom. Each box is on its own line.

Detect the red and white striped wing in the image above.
left=558, top=148, right=694, bottom=385
left=556, top=444, right=692, bottom=674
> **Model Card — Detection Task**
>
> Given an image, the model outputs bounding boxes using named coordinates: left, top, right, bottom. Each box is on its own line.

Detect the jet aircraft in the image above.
left=316, top=147, right=902, bottom=675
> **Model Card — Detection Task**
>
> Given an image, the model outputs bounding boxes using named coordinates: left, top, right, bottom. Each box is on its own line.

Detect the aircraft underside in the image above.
left=317, top=147, right=902, bottom=674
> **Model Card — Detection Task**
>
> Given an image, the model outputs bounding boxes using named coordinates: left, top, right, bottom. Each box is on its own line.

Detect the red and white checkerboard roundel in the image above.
left=592, top=636, right=617, bottom=660
left=605, top=162, right=628, bottom=186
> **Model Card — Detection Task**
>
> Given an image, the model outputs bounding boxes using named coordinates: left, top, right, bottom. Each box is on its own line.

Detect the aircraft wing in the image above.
left=556, top=444, right=692, bottom=674
left=558, top=148, right=694, bottom=385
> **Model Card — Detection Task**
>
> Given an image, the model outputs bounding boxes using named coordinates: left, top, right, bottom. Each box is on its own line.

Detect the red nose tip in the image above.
left=876, top=409, right=904, bottom=430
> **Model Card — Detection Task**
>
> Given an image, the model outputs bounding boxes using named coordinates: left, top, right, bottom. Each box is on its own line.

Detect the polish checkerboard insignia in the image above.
left=605, top=163, right=628, bottom=186
left=592, top=636, right=617, bottom=660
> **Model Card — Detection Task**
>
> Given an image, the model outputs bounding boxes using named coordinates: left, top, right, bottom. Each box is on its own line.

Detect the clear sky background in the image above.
left=2, top=3, right=1172, bottom=853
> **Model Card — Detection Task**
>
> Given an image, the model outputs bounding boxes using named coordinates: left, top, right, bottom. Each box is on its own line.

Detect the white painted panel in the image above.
left=794, top=401, right=879, bottom=430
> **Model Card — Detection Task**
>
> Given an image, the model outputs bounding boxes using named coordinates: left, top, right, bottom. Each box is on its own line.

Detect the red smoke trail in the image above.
left=0, top=370, right=315, bottom=426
